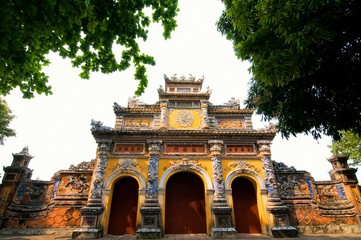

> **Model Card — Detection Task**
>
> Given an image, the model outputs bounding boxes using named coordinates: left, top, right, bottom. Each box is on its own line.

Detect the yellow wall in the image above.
left=101, top=156, right=268, bottom=235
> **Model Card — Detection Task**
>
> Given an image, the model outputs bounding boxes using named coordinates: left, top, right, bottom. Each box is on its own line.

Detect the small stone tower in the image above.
left=0, top=147, right=33, bottom=227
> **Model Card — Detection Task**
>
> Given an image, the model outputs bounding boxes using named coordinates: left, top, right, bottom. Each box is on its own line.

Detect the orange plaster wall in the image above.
left=6, top=207, right=81, bottom=228
left=290, top=205, right=358, bottom=226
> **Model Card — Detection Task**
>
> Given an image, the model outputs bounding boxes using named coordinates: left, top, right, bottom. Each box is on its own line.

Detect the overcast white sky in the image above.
left=1, top=0, right=355, bottom=181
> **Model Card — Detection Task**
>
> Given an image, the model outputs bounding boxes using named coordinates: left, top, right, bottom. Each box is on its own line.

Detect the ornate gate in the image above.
left=108, top=177, right=139, bottom=234
left=165, top=172, right=206, bottom=234
left=232, top=177, right=261, bottom=233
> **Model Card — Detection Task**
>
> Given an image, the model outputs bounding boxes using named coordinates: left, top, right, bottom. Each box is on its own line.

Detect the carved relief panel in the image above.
left=217, top=118, right=245, bottom=129
left=168, top=109, right=201, bottom=129
left=124, top=118, right=152, bottom=128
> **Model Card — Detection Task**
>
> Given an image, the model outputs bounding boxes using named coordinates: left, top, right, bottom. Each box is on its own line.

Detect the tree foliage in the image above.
left=218, top=0, right=361, bottom=139
left=0, top=97, right=16, bottom=145
left=331, top=130, right=361, bottom=165
left=0, top=0, right=178, bottom=98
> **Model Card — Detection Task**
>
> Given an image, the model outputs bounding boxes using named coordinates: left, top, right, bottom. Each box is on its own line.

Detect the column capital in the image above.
left=147, top=140, right=162, bottom=154
left=201, top=100, right=208, bottom=107
left=96, top=139, right=112, bottom=153
left=208, top=140, right=223, bottom=156
left=160, top=101, right=167, bottom=108
left=257, top=140, right=272, bottom=155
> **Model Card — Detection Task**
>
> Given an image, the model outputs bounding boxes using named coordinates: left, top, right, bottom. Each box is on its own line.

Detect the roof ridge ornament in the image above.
left=90, top=119, right=112, bottom=132
left=224, top=97, right=240, bottom=109
left=128, top=96, right=145, bottom=108
left=164, top=73, right=204, bottom=82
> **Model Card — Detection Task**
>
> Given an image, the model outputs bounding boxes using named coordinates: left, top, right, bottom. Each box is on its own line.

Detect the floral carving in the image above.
left=62, top=175, right=90, bottom=193
left=163, top=157, right=207, bottom=172
left=224, top=160, right=260, bottom=173
left=111, top=159, right=144, bottom=173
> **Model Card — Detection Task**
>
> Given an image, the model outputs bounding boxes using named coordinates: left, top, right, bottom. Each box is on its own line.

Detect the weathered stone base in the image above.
left=298, top=224, right=361, bottom=234
left=136, top=227, right=162, bottom=239
left=271, top=226, right=298, bottom=238
left=0, top=227, right=75, bottom=236
left=210, top=227, right=237, bottom=239
left=71, top=228, right=103, bottom=239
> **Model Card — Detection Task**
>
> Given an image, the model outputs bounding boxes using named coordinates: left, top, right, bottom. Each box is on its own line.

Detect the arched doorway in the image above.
left=108, top=177, right=139, bottom=235
left=232, top=177, right=261, bottom=233
left=165, top=172, right=206, bottom=234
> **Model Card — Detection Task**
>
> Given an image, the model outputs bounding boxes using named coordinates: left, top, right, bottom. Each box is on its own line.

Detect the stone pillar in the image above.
left=137, top=140, right=162, bottom=239
left=0, top=147, right=34, bottom=228
left=257, top=140, right=298, bottom=238
left=201, top=100, right=209, bottom=129
left=208, top=140, right=236, bottom=238
left=72, top=140, right=111, bottom=239
left=159, top=101, right=167, bottom=129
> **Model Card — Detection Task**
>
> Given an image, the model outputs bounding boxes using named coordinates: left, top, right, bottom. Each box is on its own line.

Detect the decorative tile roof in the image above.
left=91, top=128, right=277, bottom=138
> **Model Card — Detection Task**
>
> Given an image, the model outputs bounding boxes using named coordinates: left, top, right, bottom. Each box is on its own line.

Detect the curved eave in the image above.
left=165, top=79, right=203, bottom=84
left=92, top=128, right=276, bottom=139
left=208, top=109, right=254, bottom=114
left=158, top=92, right=211, bottom=99
left=114, top=107, right=161, bottom=114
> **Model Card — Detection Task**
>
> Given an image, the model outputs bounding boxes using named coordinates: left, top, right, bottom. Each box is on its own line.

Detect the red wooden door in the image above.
left=108, top=177, right=139, bottom=235
left=165, top=172, right=206, bottom=234
left=232, top=177, right=261, bottom=233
